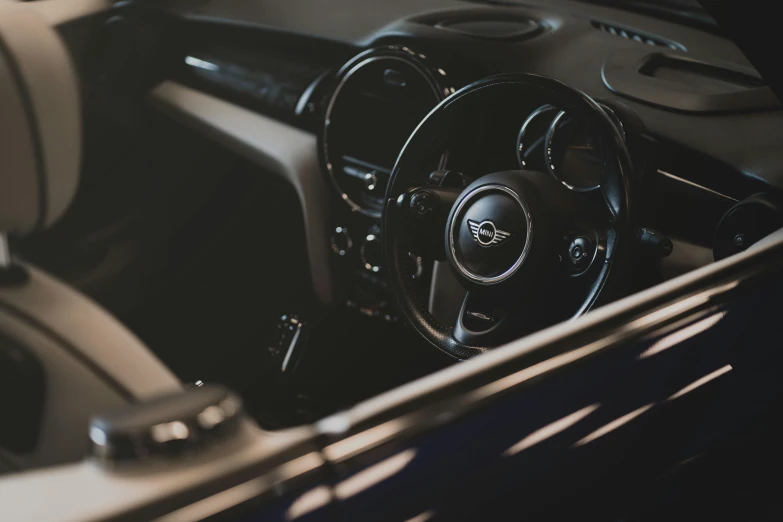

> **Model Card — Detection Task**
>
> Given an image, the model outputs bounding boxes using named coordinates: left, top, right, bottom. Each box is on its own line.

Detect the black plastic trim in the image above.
left=602, top=50, right=781, bottom=114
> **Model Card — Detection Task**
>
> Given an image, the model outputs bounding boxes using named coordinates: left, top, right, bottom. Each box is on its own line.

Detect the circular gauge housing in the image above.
left=360, top=233, right=383, bottom=272
left=544, top=106, right=624, bottom=192
left=516, top=104, right=558, bottom=171
left=322, top=48, right=447, bottom=217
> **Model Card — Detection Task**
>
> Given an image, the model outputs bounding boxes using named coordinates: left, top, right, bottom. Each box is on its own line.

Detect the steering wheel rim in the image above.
left=384, top=73, right=634, bottom=360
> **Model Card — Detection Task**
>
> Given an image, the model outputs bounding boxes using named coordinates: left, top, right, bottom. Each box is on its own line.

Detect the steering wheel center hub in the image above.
left=448, top=184, right=533, bottom=284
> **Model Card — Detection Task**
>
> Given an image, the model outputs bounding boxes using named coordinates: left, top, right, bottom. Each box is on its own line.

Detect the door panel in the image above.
left=324, top=251, right=783, bottom=521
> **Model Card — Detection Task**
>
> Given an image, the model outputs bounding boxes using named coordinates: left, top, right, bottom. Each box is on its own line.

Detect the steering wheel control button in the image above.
left=331, top=227, right=353, bottom=256
left=410, top=190, right=437, bottom=219
left=566, top=236, right=594, bottom=274
left=449, top=185, right=532, bottom=284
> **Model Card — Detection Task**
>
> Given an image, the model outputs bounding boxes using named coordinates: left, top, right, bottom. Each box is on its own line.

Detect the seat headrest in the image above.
left=0, top=6, right=80, bottom=236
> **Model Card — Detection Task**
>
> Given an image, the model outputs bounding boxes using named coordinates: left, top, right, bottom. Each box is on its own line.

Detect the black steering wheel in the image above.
left=383, top=73, right=634, bottom=359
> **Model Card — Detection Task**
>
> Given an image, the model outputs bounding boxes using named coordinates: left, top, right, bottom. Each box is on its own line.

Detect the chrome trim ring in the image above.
left=448, top=184, right=533, bottom=285
left=602, top=104, right=625, bottom=141
left=544, top=105, right=624, bottom=193
left=517, top=104, right=557, bottom=169
left=360, top=234, right=382, bottom=273
left=545, top=110, right=600, bottom=192
left=330, top=226, right=353, bottom=256
left=323, top=53, right=444, bottom=218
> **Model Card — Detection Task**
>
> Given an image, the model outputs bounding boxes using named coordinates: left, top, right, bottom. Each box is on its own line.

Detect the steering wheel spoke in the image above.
left=394, top=185, right=463, bottom=260
left=453, top=286, right=570, bottom=346
left=452, top=291, right=509, bottom=346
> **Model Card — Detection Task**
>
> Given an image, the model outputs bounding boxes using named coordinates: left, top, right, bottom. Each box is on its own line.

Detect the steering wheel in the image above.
left=383, top=73, right=634, bottom=359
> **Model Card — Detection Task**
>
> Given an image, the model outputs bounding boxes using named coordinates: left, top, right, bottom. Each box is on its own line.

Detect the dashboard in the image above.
left=117, top=0, right=783, bottom=324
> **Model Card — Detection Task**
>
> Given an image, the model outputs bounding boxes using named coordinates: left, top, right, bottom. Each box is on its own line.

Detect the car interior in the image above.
left=2, top=0, right=783, bottom=479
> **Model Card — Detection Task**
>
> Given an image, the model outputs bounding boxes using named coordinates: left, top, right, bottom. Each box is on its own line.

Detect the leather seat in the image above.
left=0, top=5, right=181, bottom=474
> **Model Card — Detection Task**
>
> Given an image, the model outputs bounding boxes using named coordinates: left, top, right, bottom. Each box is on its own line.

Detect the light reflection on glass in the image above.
left=474, top=341, right=610, bottom=400
left=322, top=419, right=407, bottom=462
left=319, top=415, right=350, bottom=435
left=503, top=403, right=601, bottom=456
left=667, top=364, right=733, bottom=401
left=334, top=449, right=417, bottom=500
left=405, top=510, right=436, bottom=522
left=574, top=403, right=655, bottom=447
left=89, top=427, right=107, bottom=446
left=466, top=283, right=738, bottom=403
left=626, top=294, right=710, bottom=332
left=638, top=311, right=725, bottom=359
left=285, top=486, right=332, bottom=520
left=625, top=281, right=737, bottom=333
left=155, top=478, right=268, bottom=522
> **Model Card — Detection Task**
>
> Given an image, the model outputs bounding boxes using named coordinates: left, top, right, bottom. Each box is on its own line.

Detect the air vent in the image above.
left=592, top=21, right=685, bottom=51
left=713, top=193, right=783, bottom=261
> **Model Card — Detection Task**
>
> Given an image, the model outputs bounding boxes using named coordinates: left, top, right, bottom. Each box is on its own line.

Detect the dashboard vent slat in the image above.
left=591, top=21, right=686, bottom=51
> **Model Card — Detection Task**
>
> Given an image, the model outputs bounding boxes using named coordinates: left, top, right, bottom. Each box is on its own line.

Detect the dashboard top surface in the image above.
left=152, top=0, right=783, bottom=194
left=154, top=0, right=470, bottom=43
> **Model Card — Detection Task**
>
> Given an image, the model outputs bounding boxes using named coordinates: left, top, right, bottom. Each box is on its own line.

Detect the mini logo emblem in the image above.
left=468, top=219, right=511, bottom=247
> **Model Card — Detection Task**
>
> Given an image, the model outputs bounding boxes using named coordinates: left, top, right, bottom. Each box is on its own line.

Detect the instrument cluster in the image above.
left=516, top=104, right=624, bottom=191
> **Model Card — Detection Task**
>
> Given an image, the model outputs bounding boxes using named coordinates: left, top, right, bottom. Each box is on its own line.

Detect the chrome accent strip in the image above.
left=295, top=71, right=328, bottom=116
left=656, top=169, right=739, bottom=202
left=153, top=478, right=268, bottom=522
left=517, top=104, right=557, bottom=169
left=152, top=451, right=324, bottom=522
left=449, top=184, right=533, bottom=284
left=543, top=104, right=624, bottom=193
left=184, top=56, right=218, bottom=72
left=281, top=324, right=302, bottom=373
